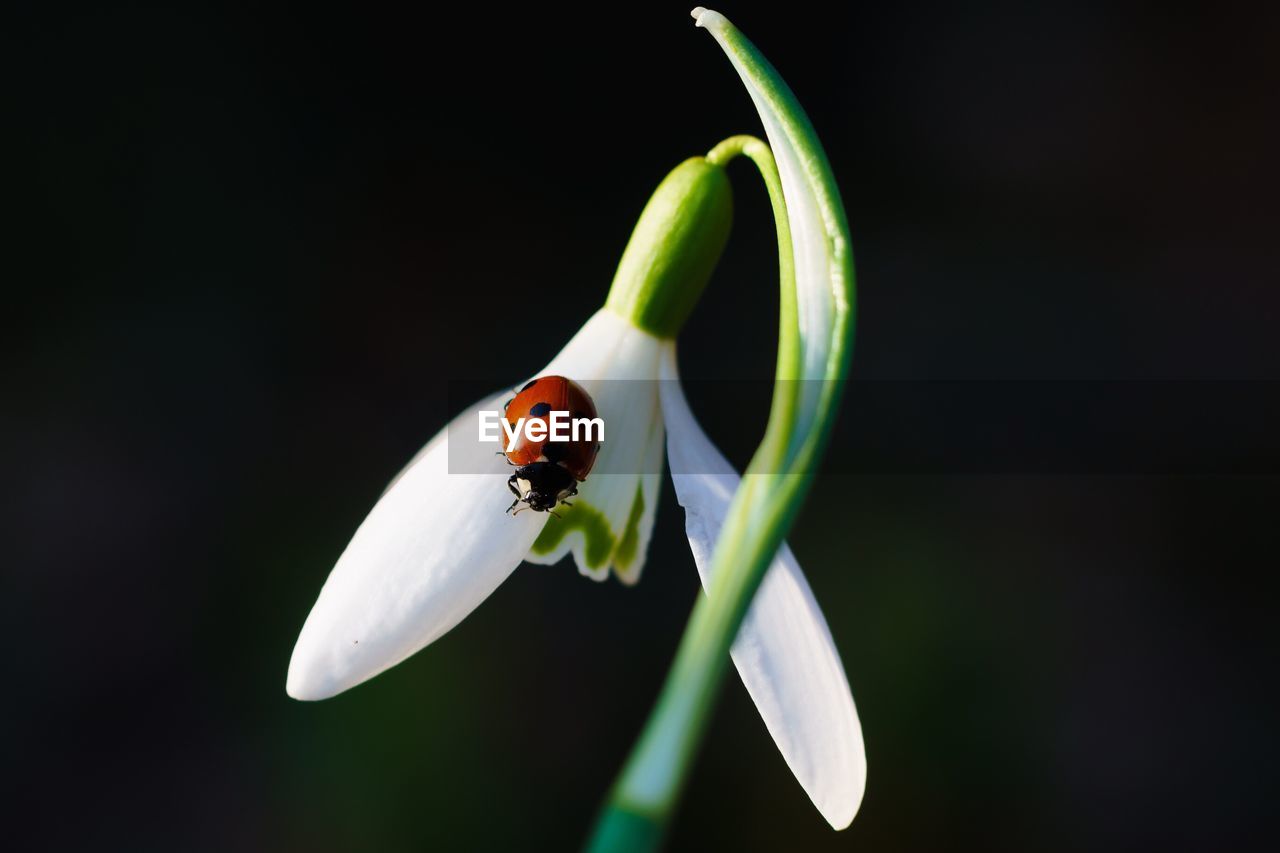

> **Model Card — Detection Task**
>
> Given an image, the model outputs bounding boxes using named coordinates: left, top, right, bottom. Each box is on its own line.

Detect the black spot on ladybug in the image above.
left=544, top=442, right=568, bottom=463
left=529, top=402, right=552, bottom=418
left=521, top=379, right=539, bottom=392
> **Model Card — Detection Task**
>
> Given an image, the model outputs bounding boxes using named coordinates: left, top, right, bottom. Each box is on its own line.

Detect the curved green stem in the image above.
left=587, top=139, right=797, bottom=853
left=705, top=135, right=803, bottom=465
left=586, top=9, right=856, bottom=851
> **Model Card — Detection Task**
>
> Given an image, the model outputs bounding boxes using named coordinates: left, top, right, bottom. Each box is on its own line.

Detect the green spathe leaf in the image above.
left=695, top=7, right=856, bottom=466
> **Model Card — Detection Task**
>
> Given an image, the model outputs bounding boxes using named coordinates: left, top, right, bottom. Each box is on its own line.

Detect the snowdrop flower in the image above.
left=289, top=157, right=862, bottom=826
left=289, top=7, right=866, bottom=839
left=285, top=156, right=725, bottom=702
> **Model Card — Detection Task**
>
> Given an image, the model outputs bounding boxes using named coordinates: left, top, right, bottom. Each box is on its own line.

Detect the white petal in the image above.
left=524, top=308, right=665, bottom=582
left=540, top=307, right=639, bottom=379
left=659, top=345, right=866, bottom=827
left=288, top=309, right=644, bottom=700
left=287, top=391, right=546, bottom=701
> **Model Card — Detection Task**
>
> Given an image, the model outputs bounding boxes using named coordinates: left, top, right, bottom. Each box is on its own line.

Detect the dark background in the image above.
left=7, top=2, right=1278, bottom=851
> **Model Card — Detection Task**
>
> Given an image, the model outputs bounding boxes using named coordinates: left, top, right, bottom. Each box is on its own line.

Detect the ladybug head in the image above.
left=507, top=462, right=578, bottom=513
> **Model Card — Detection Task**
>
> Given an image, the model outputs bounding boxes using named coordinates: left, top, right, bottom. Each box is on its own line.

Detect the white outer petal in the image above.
left=288, top=309, right=644, bottom=700
left=286, top=392, right=544, bottom=701
left=659, top=345, right=866, bottom=827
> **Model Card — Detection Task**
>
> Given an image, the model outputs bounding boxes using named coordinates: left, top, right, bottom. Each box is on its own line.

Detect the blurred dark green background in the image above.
left=7, top=2, right=1278, bottom=851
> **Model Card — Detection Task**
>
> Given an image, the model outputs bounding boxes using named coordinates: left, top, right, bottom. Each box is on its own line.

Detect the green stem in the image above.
left=604, top=135, right=798, bottom=831
left=706, top=135, right=802, bottom=445
left=586, top=136, right=803, bottom=840
left=586, top=139, right=805, bottom=849
left=586, top=9, right=856, bottom=850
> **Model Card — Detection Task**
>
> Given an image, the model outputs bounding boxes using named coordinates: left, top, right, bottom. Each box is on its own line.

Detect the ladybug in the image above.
left=502, top=375, right=601, bottom=514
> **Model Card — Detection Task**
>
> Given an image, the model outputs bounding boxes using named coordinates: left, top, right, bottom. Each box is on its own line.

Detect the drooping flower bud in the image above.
left=605, top=157, right=733, bottom=339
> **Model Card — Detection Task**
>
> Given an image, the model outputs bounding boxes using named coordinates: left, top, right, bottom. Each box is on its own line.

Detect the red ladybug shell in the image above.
left=502, top=376, right=600, bottom=480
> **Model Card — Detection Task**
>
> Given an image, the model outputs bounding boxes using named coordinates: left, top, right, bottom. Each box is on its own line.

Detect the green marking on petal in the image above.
left=530, top=500, right=615, bottom=569
left=613, top=482, right=647, bottom=571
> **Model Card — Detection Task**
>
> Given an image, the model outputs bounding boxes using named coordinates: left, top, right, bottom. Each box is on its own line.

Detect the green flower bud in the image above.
left=605, top=157, right=733, bottom=339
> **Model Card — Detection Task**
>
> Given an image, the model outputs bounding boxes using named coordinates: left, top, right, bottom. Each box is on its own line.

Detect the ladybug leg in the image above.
left=560, top=500, right=574, bottom=507
left=506, top=476, right=525, bottom=514
left=547, top=509, right=562, bottom=520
